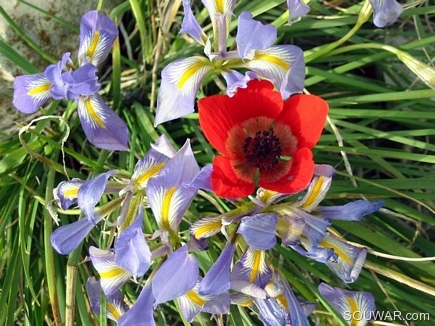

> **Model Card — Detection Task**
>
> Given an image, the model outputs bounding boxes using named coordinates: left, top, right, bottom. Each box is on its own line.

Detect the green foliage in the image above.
left=1, top=0, right=435, bottom=325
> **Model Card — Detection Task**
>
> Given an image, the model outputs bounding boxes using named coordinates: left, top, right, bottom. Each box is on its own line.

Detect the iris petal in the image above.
left=369, top=0, right=403, bottom=28
left=320, top=233, right=367, bottom=283
left=50, top=218, right=95, bottom=254
left=318, top=283, right=375, bottom=326
left=180, top=0, right=206, bottom=45
left=152, top=245, right=199, bottom=305
left=53, top=178, right=84, bottom=210
left=287, top=0, right=310, bottom=21
left=240, top=45, right=305, bottom=99
left=236, top=12, right=277, bottom=60
left=199, top=242, right=235, bottom=296
left=77, top=94, right=129, bottom=151
left=89, top=246, right=132, bottom=296
left=115, top=206, right=151, bottom=277
left=13, top=73, right=52, bottom=114
left=118, top=280, right=155, bottom=326
left=238, top=214, right=277, bottom=250
left=78, top=170, right=117, bottom=225
left=78, top=10, right=119, bottom=66
left=155, top=56, right=213, bottom=125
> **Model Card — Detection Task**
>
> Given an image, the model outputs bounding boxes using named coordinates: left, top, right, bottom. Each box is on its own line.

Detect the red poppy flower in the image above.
left=198, top=79, right=329, bottom=199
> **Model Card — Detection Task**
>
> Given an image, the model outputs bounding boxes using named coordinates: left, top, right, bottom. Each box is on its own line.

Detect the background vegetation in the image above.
left=1, top=0, right=435, bottom=325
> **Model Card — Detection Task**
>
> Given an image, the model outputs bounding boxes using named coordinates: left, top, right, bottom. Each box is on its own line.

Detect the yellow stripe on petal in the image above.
left=177, top=60, right=210, bottom=90
left=319, top=239, right=353, bottom=266
left=254, top=53, right=289, bottom=71
left=347, top=297, right=360, bottom=326
left=300, top=176, right=324, bottom=209
left=27, top=83, right=51, bottom=96
left=191, top=217, right=222, bottom=239
left=277, top=293, right=288, bottom=309
left=87, top=31, right=101, bottom=58
left=161, top=187, right=176, bottom=231
left=186, top=290, right=207, bottom=306
left=85, top=97, right=106, bottom=128
left=63, top=187, right=79, bottom=198
left=107, top=302, right=122, bottom=320
left=134, top=162, right=166, bottom=186
left=216, top=0, right=224, bottom=13
left=99, top=267, right=128, bottom=279
left=249, top=250, right=263, bottom=283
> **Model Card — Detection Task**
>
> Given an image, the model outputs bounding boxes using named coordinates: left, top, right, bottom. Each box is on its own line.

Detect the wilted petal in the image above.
left=78, top=170, right=117, bottom=224
left=236, top=12, right=277, bottom=60
left=287, top=0, right=310, bottom=21
left=118, top=280, right=155, bottom=326
left=152, top=245, right=198, bottom=305
left=51, top=217, right=95, bottom=254
left=320, top=233, right=367, bottom=283
left=180, top=0, right=206, bottom=45
left=115, top=206, right=151, bottom=277
left=241, top=45, right=305, bottom=99
left=295, top=164, right=335, bottom=211
left=316, top=200, right=384, bottom=221
left=78, top=10, right=119, bottom=66
left=368, top=0, right=403, bottom=28
left=395, top=50, right=435, bottom=91
left=155, top=56, right=213, bottom=125
left=13, top=73, right=52, bottom=114
left=199, top=242, right=235, bottom=296
left=53, top=178, right=84, bottom=210
left=318, top=283, right=375, bottom=326
left=89, top=246, right=132, bottom=296
left=77, top=94, right=129, bottom=151
left=230, top=247, right=272, bottom=289
left=238, top=213, right=277, bottom=250
left=222, top=70, right=258, bottom=97
left=190, top=215, right=223, bottom=240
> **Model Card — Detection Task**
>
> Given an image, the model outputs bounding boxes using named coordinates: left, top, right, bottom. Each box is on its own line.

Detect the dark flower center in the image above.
left=242, top=129, right=282, bottom=171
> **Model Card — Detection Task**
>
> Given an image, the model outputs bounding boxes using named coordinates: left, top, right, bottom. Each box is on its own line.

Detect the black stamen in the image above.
left=242, top=129, right=282, bottom=171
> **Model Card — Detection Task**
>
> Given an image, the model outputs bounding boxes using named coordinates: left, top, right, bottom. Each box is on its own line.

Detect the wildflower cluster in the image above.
left=11, top=0, right=412, bottom=325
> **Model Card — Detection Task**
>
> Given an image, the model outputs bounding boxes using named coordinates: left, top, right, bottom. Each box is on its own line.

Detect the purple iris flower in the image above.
left=318, top=283, right=376, bottom=325
left=12, top=10, right=128, bottom=151
left=369, top=0, right=403, bottom=27
left=155, top=1, right=305, bottom=125
left=86, top=277, right=129, bottom=322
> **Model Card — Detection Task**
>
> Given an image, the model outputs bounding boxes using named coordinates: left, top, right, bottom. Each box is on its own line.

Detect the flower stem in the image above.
left=304, top=0, right=372, bottom=63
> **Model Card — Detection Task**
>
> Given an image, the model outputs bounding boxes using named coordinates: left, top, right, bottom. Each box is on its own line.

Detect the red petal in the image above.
left=198, top=79, right=283, bottom=156
left=259, top=148, right=314, bottom=194
left=277, top=94, right=329, bottom=149
left=211, top=156, right=255, bottom=199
